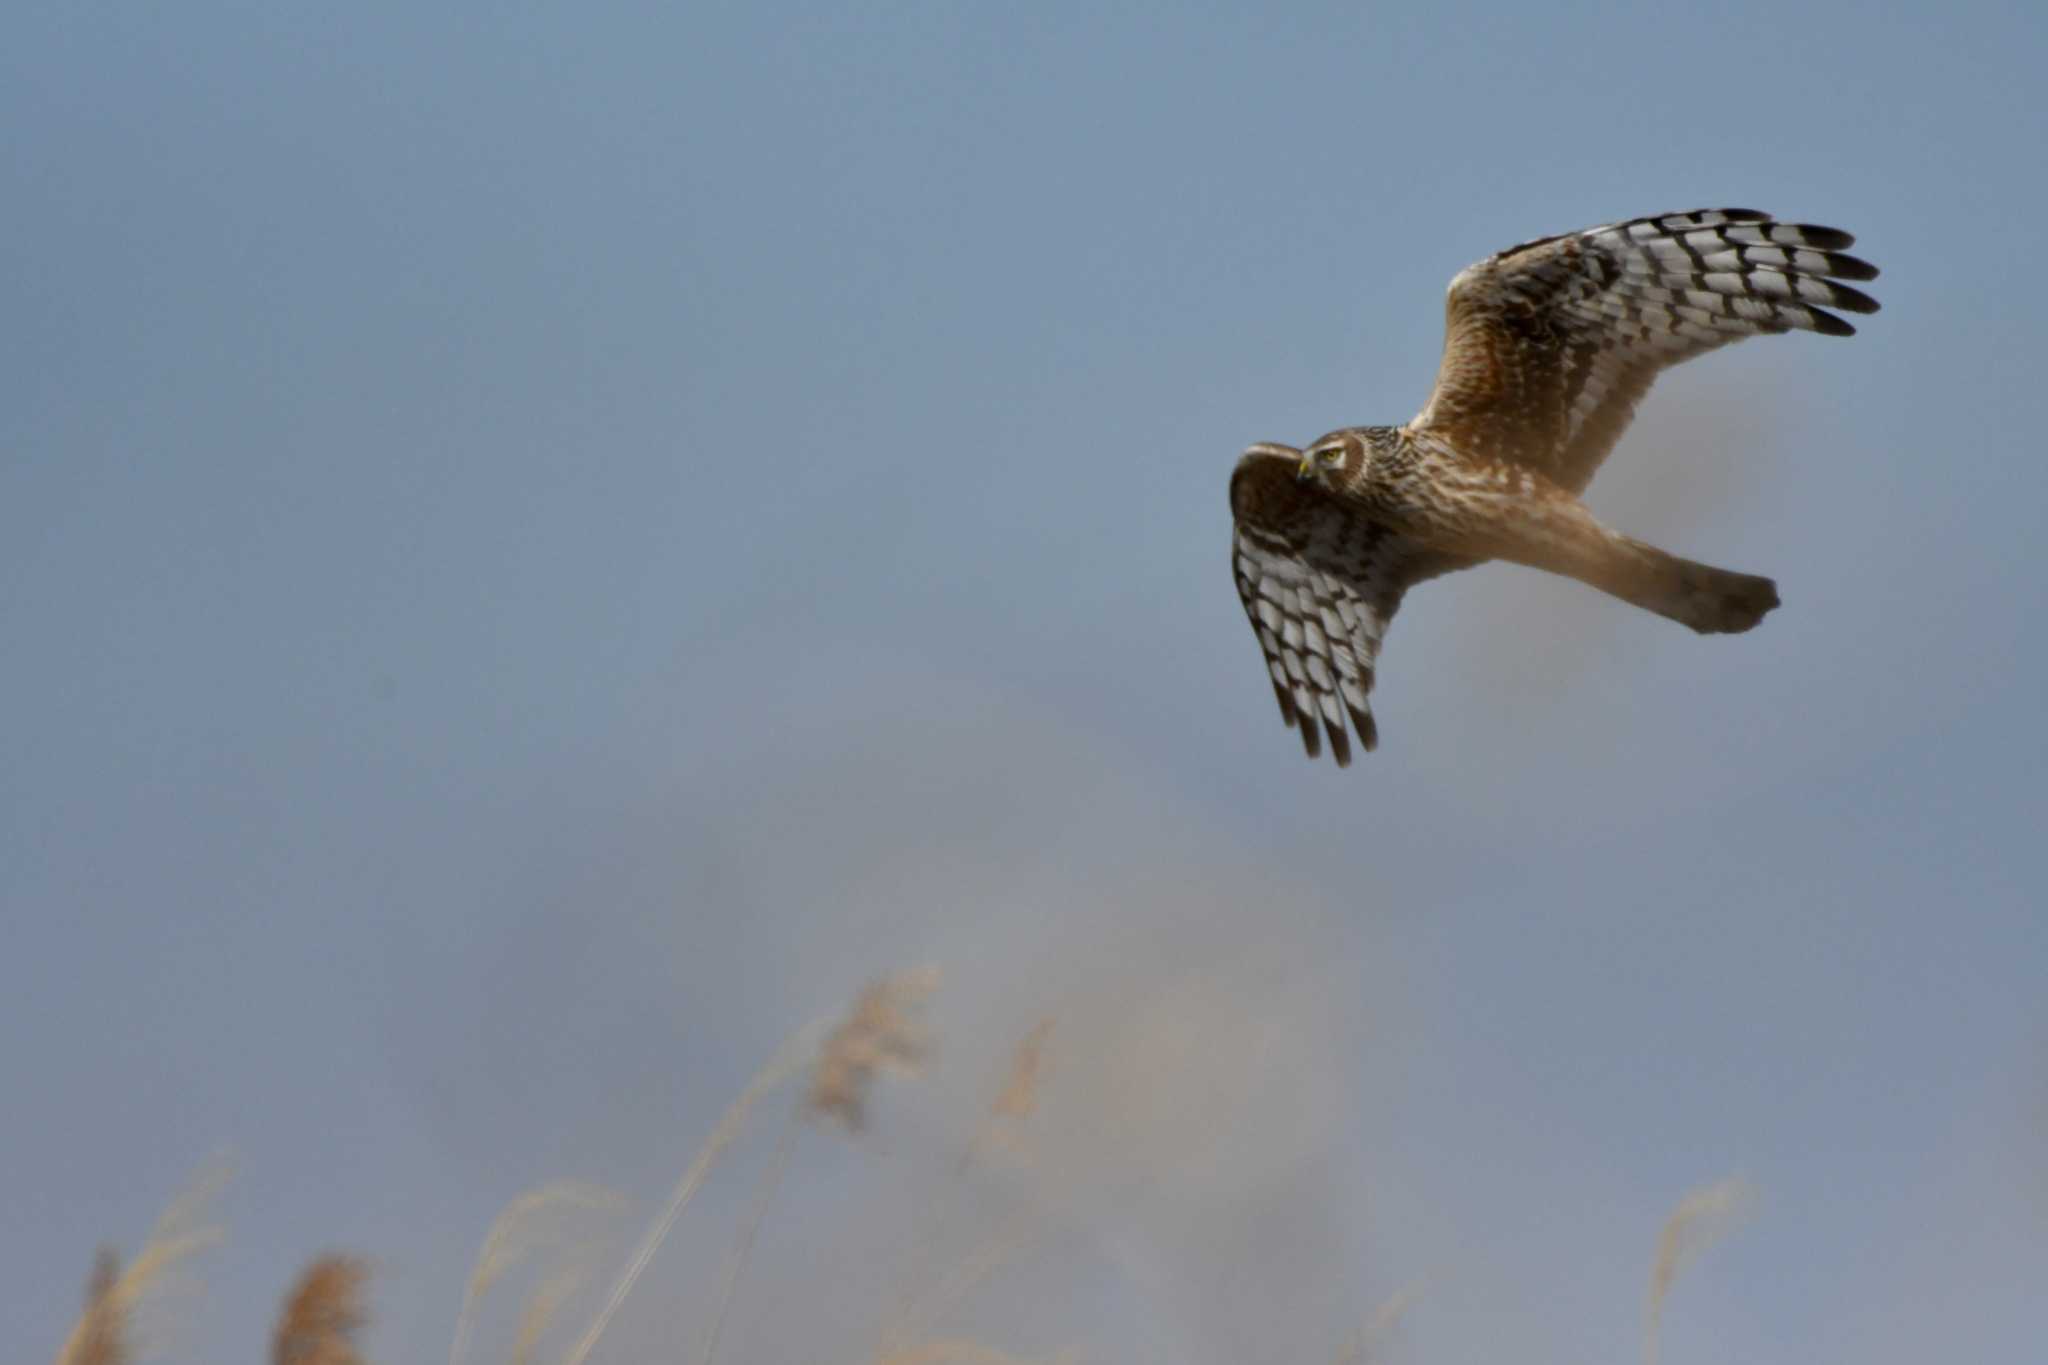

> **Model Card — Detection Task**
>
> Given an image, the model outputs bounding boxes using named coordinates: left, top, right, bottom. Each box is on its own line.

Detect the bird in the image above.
left=1229, top=207, right=1879, bottom=765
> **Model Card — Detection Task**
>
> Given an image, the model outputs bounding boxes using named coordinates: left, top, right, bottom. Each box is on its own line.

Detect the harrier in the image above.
left=1230, top=208, right=1878, bottom=765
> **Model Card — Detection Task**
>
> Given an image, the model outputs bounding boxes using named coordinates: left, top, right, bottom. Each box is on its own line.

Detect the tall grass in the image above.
left=451, top=1183, right=622, bottom=1365
left=49, top=973, right=1754, bottom=1364
left=53, top=1164, right=225, bottom=1365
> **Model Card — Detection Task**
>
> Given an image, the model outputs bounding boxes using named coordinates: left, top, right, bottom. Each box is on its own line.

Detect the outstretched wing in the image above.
left=1229, top=444, right=1452, bottom=765
left=1410, top=208, right=1879, bottom=491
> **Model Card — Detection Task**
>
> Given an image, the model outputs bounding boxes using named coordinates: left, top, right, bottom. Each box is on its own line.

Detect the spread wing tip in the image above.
left=1326, top=717, right=1352, bottom=767
left=1296, top=711, right=1321, bottom=760
left=1276, top=703, right=1376, bottom=766
left=1352, top=706, right=1378, bottom=753
left=1231, top=453, right=1411, bottom=770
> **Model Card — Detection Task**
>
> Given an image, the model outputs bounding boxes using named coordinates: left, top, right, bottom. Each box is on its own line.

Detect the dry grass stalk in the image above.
left=56, top=1250, right=126, bottom=1365
left=560, top=1023, right=823, bottom=1365
left=54, top=1167, right=227, bottom=1365
left=1644, top=1176, right=1755, bottom=1365
left=697, top=1106, right=803, bottom=1365
left=448, top=1181, right=621, bottom=1365
left=508, top=1265, right=588, bottom=1365
left=808, top=967, right=941, bottom=1129
left=878, top=1015, right=1052, bottom=1361
left=1331, top=1278, right=1427, bottom=1365
left=879, top=1210, right=1041, bottom=1361
left=271, top=1255, right=368, bottom=1365
left=990, top=1019, right=1053, bottom=1125
left=697, top=971, right=941, bottom=1363
left=978, top=1018, right=1053, bottom=1162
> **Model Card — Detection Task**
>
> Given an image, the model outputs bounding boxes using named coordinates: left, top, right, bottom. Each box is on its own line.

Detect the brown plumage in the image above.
left=1229, top=208, right=1878, bottom=764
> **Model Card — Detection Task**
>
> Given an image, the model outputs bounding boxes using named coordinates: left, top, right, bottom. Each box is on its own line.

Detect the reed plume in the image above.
left=53, top=1166, right=226, bottom=1365
left=271, top=1255, right=368, bottom=1365
left=1644, top=1176, right=1754, bottom=1365
left=700, top=969, right=942, bottom=1363
left=982, top=1018, right=1053, bottom=1153
left=808, top=967, right=940, bottom=1129
left=54, top=1250, right=126, bottom=1365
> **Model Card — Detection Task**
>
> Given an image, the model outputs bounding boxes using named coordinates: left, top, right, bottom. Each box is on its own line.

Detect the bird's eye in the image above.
left=1319, top=447, right=1343, bottom=464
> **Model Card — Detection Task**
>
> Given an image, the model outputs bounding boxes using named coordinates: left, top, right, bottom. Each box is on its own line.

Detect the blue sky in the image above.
left=5, top=4, right=2045, bottom=1362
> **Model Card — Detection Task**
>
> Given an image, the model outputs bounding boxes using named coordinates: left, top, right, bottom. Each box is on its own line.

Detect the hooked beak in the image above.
left=1295, top=456, right=1317, bottom=484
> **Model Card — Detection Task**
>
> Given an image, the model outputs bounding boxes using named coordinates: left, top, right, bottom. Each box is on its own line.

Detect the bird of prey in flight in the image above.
left=1230, top=208, right=1878, bottom=765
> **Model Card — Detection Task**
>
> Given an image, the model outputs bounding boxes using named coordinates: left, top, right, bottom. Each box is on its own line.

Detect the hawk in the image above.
left=1230, top=208, right=1879, bottom=765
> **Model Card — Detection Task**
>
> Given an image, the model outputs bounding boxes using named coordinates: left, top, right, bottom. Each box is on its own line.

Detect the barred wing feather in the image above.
left=1228, top=445, right=1448, bottom=765
left=1411, top=208, right=1879, bottom=490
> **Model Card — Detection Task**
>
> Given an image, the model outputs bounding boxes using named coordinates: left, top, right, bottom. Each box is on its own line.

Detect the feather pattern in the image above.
left=1228, top=445, right=1451, bottom=766
left=1229, top=209, right=1877, bottom=762
left=1410, top=208, right=1879, bottom=490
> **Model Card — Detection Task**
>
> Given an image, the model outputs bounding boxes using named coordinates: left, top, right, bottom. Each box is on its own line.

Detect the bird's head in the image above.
left=1296, top=430, right=1365, bottom=488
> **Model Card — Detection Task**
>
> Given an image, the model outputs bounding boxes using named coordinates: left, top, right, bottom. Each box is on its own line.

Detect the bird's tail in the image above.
left=1604, top=542, right=1780, bottom=635
left=1411, top=456, right=1780, bottom=636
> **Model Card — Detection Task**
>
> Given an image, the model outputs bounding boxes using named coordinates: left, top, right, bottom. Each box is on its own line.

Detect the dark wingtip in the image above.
left=1352, top=707, right=1379, bottom=754
left=1827, top=251, right=1880, bottom=282
left=1809, top=307, right=1856, bottom=337
left=1271, top=680, right=1297, bottom=726
left=1827, top=281, right=1881, bottom=315
left=1328, top=718, right=1352, bottom=767
left=1296, top=712, right=1321, bottom=760
left=1793, top=223, right=1857, bottom=251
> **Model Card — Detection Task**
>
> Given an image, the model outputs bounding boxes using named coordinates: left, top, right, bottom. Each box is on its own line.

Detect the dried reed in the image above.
left=53, top=1166, right=227, bottom=1365
left=55, top=1250, right=126, bottom=1365
left=878, top=1016, right=1053, bottom=1360
left=560, top=1022, right=822, bottom=1365
left=700, top=970, right=942, bottom=1363
left=880, top=1210, right=1041, bottom=1360
left=565, top=971, right=937, bottom=1365
left=508, top=1265, right=589, bottom=1365
left=978, top=1018, right=1053, bottom=1161
left=989, top=1020, right=1053, bottom=1126
left=1331, top=1278, right=1427, bottom=1365
left=808, top=967, right=940, bottom=1129
left=696, top=1103, right=803, bottom=1365
left=1643, top=1175, right=1755, bottom=1365
left=448, top=1181, right=621, bottom=1365
left=271, top=1255, right=368, bottom=1365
